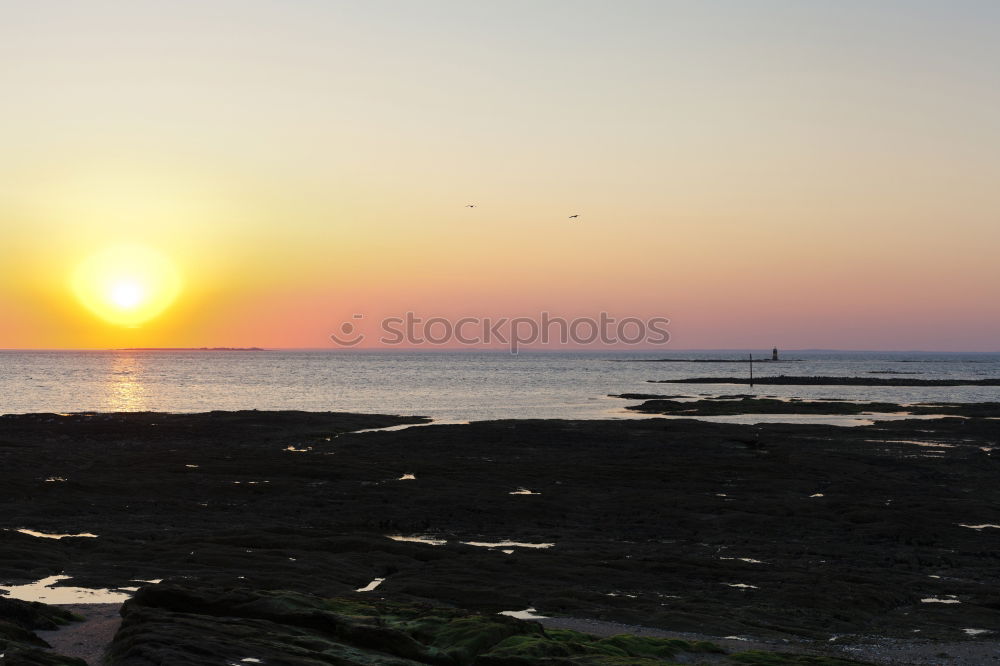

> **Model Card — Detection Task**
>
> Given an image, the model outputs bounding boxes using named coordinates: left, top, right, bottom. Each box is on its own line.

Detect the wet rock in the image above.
left=106, top=582, right=856, bottom=665
left=1, top=411, right=997, bottom=656
left=649, top=376, right=1000, bottom=386
left=617, top=396, right=1000, bottom=417
left=0, top=596, right=85, bottom=665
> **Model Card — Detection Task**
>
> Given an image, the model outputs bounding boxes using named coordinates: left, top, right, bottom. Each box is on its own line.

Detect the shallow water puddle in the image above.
left=385, top=535, right=553, bottom=549
left=44, top=477, right=67, bottom=482
left=284, top=445, right=312, bottom=453
left=355, top=577, right=385, bottom=592
left=461, top=540, right=554, bottom=549
left=16, top=529, right=98, bottom=539
left=964, top=628, right=991, bottom=636
left=866, top=439, right=956, bottom=449
left=354, top=421, right=465, bottom=435
left=387, top=535, right=448, bottom=546
left=660, top=414, right=877, bottom=426
left=509, top=488, right=540, bottom=495
left=0, top=575, right=131, bottom=604
left=921, top=596, right=960, bottom=604
left=958, top=523, right=1000, bottom=530
left=499, top=607, right=548, bottom=620
left=398, top=473, right=416, bottom=480
left=724, top=583, right=758, bottom=589
left=720, top=557, right=766, bottom=564
left=809, top=493, right=825, bottom=498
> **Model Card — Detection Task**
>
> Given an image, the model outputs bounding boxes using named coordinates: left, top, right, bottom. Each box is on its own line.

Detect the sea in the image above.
left=1, top=350, right=999, bottom=424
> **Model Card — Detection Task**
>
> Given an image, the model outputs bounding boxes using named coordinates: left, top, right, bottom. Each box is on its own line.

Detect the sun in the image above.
left=109, top=281, right=145, bottom=308
left=72, top=245, right=182, bottom=327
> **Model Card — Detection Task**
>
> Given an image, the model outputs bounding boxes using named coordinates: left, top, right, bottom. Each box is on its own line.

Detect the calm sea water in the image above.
left=1, top=350, right=999, bottom=422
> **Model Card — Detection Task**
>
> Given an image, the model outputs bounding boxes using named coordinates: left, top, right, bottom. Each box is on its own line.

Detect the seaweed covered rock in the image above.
left=0, top=596, right=86, bottom=666
left=727, top=654, right=872, bottom=665
left=476, top=631, right=723, bottom=664
left=3, top=411, right=997, bottom=653
left=105, top=583, right=872, bottom=666
left=0, top=597, right=81, bottom=633
left=107, top=583, right=541, bottom=665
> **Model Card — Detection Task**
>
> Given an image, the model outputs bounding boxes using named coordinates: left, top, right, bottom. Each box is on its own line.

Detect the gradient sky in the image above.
left=1, top=0, right=998, bottom=350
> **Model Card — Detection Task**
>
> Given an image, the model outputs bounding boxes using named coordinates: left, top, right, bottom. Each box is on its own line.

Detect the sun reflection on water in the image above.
left=104, top=353, right=147, bottom=411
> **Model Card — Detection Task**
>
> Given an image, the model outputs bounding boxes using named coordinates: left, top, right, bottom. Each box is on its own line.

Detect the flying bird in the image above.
left=465, top=204, right=477, bottom=208
left=568, top=214, right=579, bottom=219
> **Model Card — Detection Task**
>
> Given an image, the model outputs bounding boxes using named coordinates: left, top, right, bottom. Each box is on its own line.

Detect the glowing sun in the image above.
left=72, top=245, right=182, bottom=327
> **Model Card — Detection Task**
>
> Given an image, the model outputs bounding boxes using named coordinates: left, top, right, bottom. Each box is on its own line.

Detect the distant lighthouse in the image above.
left=772, top=347, right=778, bottom=361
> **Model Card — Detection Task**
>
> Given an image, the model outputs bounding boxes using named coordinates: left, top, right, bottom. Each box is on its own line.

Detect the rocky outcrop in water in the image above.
left=614, top=396, right=1000, bottom=417
left=649, top=376, right=1000, bottom=386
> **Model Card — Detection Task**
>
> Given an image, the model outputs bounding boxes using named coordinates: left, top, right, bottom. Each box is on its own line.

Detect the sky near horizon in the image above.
left=1, top=1, right=998, bottom=350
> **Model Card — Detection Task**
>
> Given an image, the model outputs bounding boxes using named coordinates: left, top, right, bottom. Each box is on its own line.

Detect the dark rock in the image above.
left=1, top=410, right=997, bottom=658
left=105, top=582, right=852, bottom=665
left=649, top=376, right=1000, bottom=386
left=0, top=596, right=86, bottom=665
left=618, top=396, right=1000, bottom=417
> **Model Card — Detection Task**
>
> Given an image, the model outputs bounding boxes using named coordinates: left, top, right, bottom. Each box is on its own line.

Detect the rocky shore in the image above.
left=615, top=395, right=1000, bottom=417
left=649, top=376, right=1000, bottom=386
left=1, top=410, right=998, bottom=664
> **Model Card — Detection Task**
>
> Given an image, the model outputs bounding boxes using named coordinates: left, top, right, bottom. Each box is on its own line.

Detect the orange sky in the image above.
left=1, top=2, right=998, bottom=350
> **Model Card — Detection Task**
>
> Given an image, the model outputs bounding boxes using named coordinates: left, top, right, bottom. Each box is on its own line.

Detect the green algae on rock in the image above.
left=0, top=596, right=86, bottom=666
left=104, top=583, right=874, bottom=665
left=2, top=411, right=998, bottom=654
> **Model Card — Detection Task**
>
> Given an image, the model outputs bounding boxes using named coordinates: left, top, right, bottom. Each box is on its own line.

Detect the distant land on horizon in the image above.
left=114, top=347, right=269, bottom=352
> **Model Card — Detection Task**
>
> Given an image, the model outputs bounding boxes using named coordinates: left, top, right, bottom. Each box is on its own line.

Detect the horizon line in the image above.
left=2, top=347, right=1000, bottom=354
